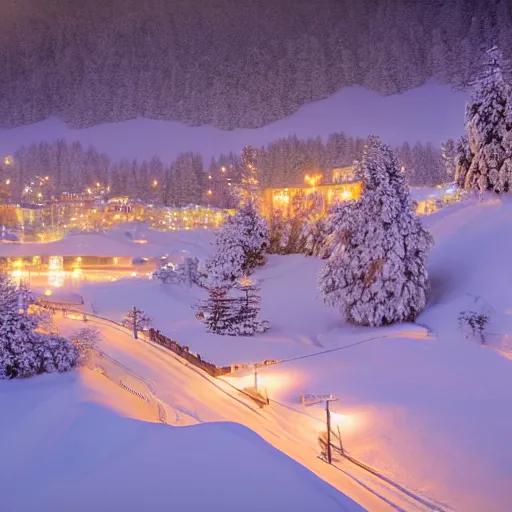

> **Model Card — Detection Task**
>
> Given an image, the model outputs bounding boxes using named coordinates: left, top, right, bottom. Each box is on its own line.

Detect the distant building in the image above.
left=263, top=166, right=362, bottom=218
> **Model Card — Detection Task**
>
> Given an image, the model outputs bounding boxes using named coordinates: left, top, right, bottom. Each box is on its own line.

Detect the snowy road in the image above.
left=56, top=313, right=447, bottom=512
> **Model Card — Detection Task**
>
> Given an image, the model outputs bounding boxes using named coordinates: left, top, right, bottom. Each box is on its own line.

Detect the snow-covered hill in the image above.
left=0, top=370, right=360, bottom=512
left=71, top=197, right=512, bottom=511
left=3, top=197, right=512, bottom=511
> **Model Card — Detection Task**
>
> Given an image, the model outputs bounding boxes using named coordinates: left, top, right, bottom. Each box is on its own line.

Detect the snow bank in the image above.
left=0, top=372, right=359, bottom=512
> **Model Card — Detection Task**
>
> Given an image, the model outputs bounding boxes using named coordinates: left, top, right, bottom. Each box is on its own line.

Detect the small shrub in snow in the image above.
left=175, top=256, right=205, bottom=287
left=0, top=312, right=78, bottom=379
left=71, top=326, right=102, bottom=364
left=32, top=333, right=79, bottom=374
left=152, top=263, right=177, bottom=284
left=122, top=306, right=152, bottom=338
left=458, top=311, right=490, bottom=344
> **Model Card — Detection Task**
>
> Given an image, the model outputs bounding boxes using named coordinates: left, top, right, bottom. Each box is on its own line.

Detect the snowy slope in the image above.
left=0, top=371, right=360, bottom=512
left=73, top=197, right=512, bottom=511
left=4, top=197, right=512, bottom=511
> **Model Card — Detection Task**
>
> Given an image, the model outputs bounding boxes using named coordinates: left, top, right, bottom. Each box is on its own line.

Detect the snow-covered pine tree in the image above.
left=205, top=220, right=246, bottom=282
left=319, top=137, right=434, bottom=327
left=206, top=198, right=269, bottom=282
left=174, top=256, right=204, bottom=287
left=234, top=278, right=270, bottom=336
left=0, top=273, right=78, bottom=379
left=195, top=283, right=238, bottom=335
left=315, top=200, right=358, bottom=260
left=441, top=139, right=457, bottom=180
left=456, top=46, right=512, bottom=193
left=455, top=135, right=472, bottom=189
left=268, top=209, right=291, bottom=254
left=240, top=145, right=260, bottom=201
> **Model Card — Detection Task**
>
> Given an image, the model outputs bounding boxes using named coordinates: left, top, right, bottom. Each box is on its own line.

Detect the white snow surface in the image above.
left=0, top=371, right=358, bottom=512
left=0, top=226, right=215, bottom=259
left=3, top=197, right=512, bottom=511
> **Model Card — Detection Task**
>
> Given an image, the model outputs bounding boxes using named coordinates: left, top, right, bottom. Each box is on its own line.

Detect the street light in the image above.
left=301, top=393, right=339, bottom=464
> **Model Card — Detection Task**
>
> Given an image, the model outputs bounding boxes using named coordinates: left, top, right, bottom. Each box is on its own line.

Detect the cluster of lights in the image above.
left=304, top=174, right=322, bottom=189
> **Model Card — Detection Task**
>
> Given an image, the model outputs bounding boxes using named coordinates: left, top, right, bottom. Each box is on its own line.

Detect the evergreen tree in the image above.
left=175, top=256, right=204, bottom=287
left=456, top=47, right=512, bottom=193
left=195, top=279, right=269, bottom=336
left=441, top=139, right=457, bottom=180
left=206, top=199, right=269, bottom=282
left=234, top=278, right=270, bottom=336
left=239, top=145, right=260, bottom=202
left=0, top=273, right=78, bottom=379
left=319, top=137, right=433, bottom=327
left=195, top=283, right=238, bottom=335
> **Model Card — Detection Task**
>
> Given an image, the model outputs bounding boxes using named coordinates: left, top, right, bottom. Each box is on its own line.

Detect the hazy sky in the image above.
left=0, top=83, right=467, bottom=164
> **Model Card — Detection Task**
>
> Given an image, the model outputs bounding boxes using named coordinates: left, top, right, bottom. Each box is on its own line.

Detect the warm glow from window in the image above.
left=304, top=174, right=322, bottom=188
left=341, top=188, right=352, bottom=200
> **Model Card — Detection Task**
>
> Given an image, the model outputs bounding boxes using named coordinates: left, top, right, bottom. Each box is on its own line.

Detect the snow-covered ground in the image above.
left=74, top=198, right=512, bottom=510
left=0, top=371, right=359, bottom=512
left=0, top=224, right=214, bottom=260
left=2, top=197, right=512, bottom=510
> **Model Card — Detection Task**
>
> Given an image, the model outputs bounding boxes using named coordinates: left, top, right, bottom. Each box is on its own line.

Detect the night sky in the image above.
left=0, top=83, right=467, bottom=164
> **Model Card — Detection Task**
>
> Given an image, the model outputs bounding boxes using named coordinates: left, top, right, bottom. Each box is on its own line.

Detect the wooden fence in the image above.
left=148, top=328, right=232, bottom=378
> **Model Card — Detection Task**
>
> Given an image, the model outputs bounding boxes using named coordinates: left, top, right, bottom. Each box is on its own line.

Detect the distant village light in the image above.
left=304, top=174, right=322, bottom=189
left=5, top=179, right=10, bottom=185
left=153, top=180, right=158, bottom=187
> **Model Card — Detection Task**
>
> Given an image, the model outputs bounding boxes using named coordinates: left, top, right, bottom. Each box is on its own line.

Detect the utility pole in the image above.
left=326, top=399, right=332, bottom=464
left=254, top=363, right=258, bottom=391
left=132, top=305, right=138, bottom=339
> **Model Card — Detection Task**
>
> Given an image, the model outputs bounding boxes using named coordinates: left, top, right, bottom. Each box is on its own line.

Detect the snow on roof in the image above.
left=0, top=228, right=215, bottom=259
left=0, top=233, right=166, bottom=258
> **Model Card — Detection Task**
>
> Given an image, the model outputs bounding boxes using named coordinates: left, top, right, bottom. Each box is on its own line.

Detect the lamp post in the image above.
left=325, top=396, right=339, bottom=464
left=301, top=393, right=339, bottom=464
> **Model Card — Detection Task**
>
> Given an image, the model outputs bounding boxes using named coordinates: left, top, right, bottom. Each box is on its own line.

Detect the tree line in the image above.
left=0, top=0, right=509, bottom=130
left=6, top=134, right=447, bottom=206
